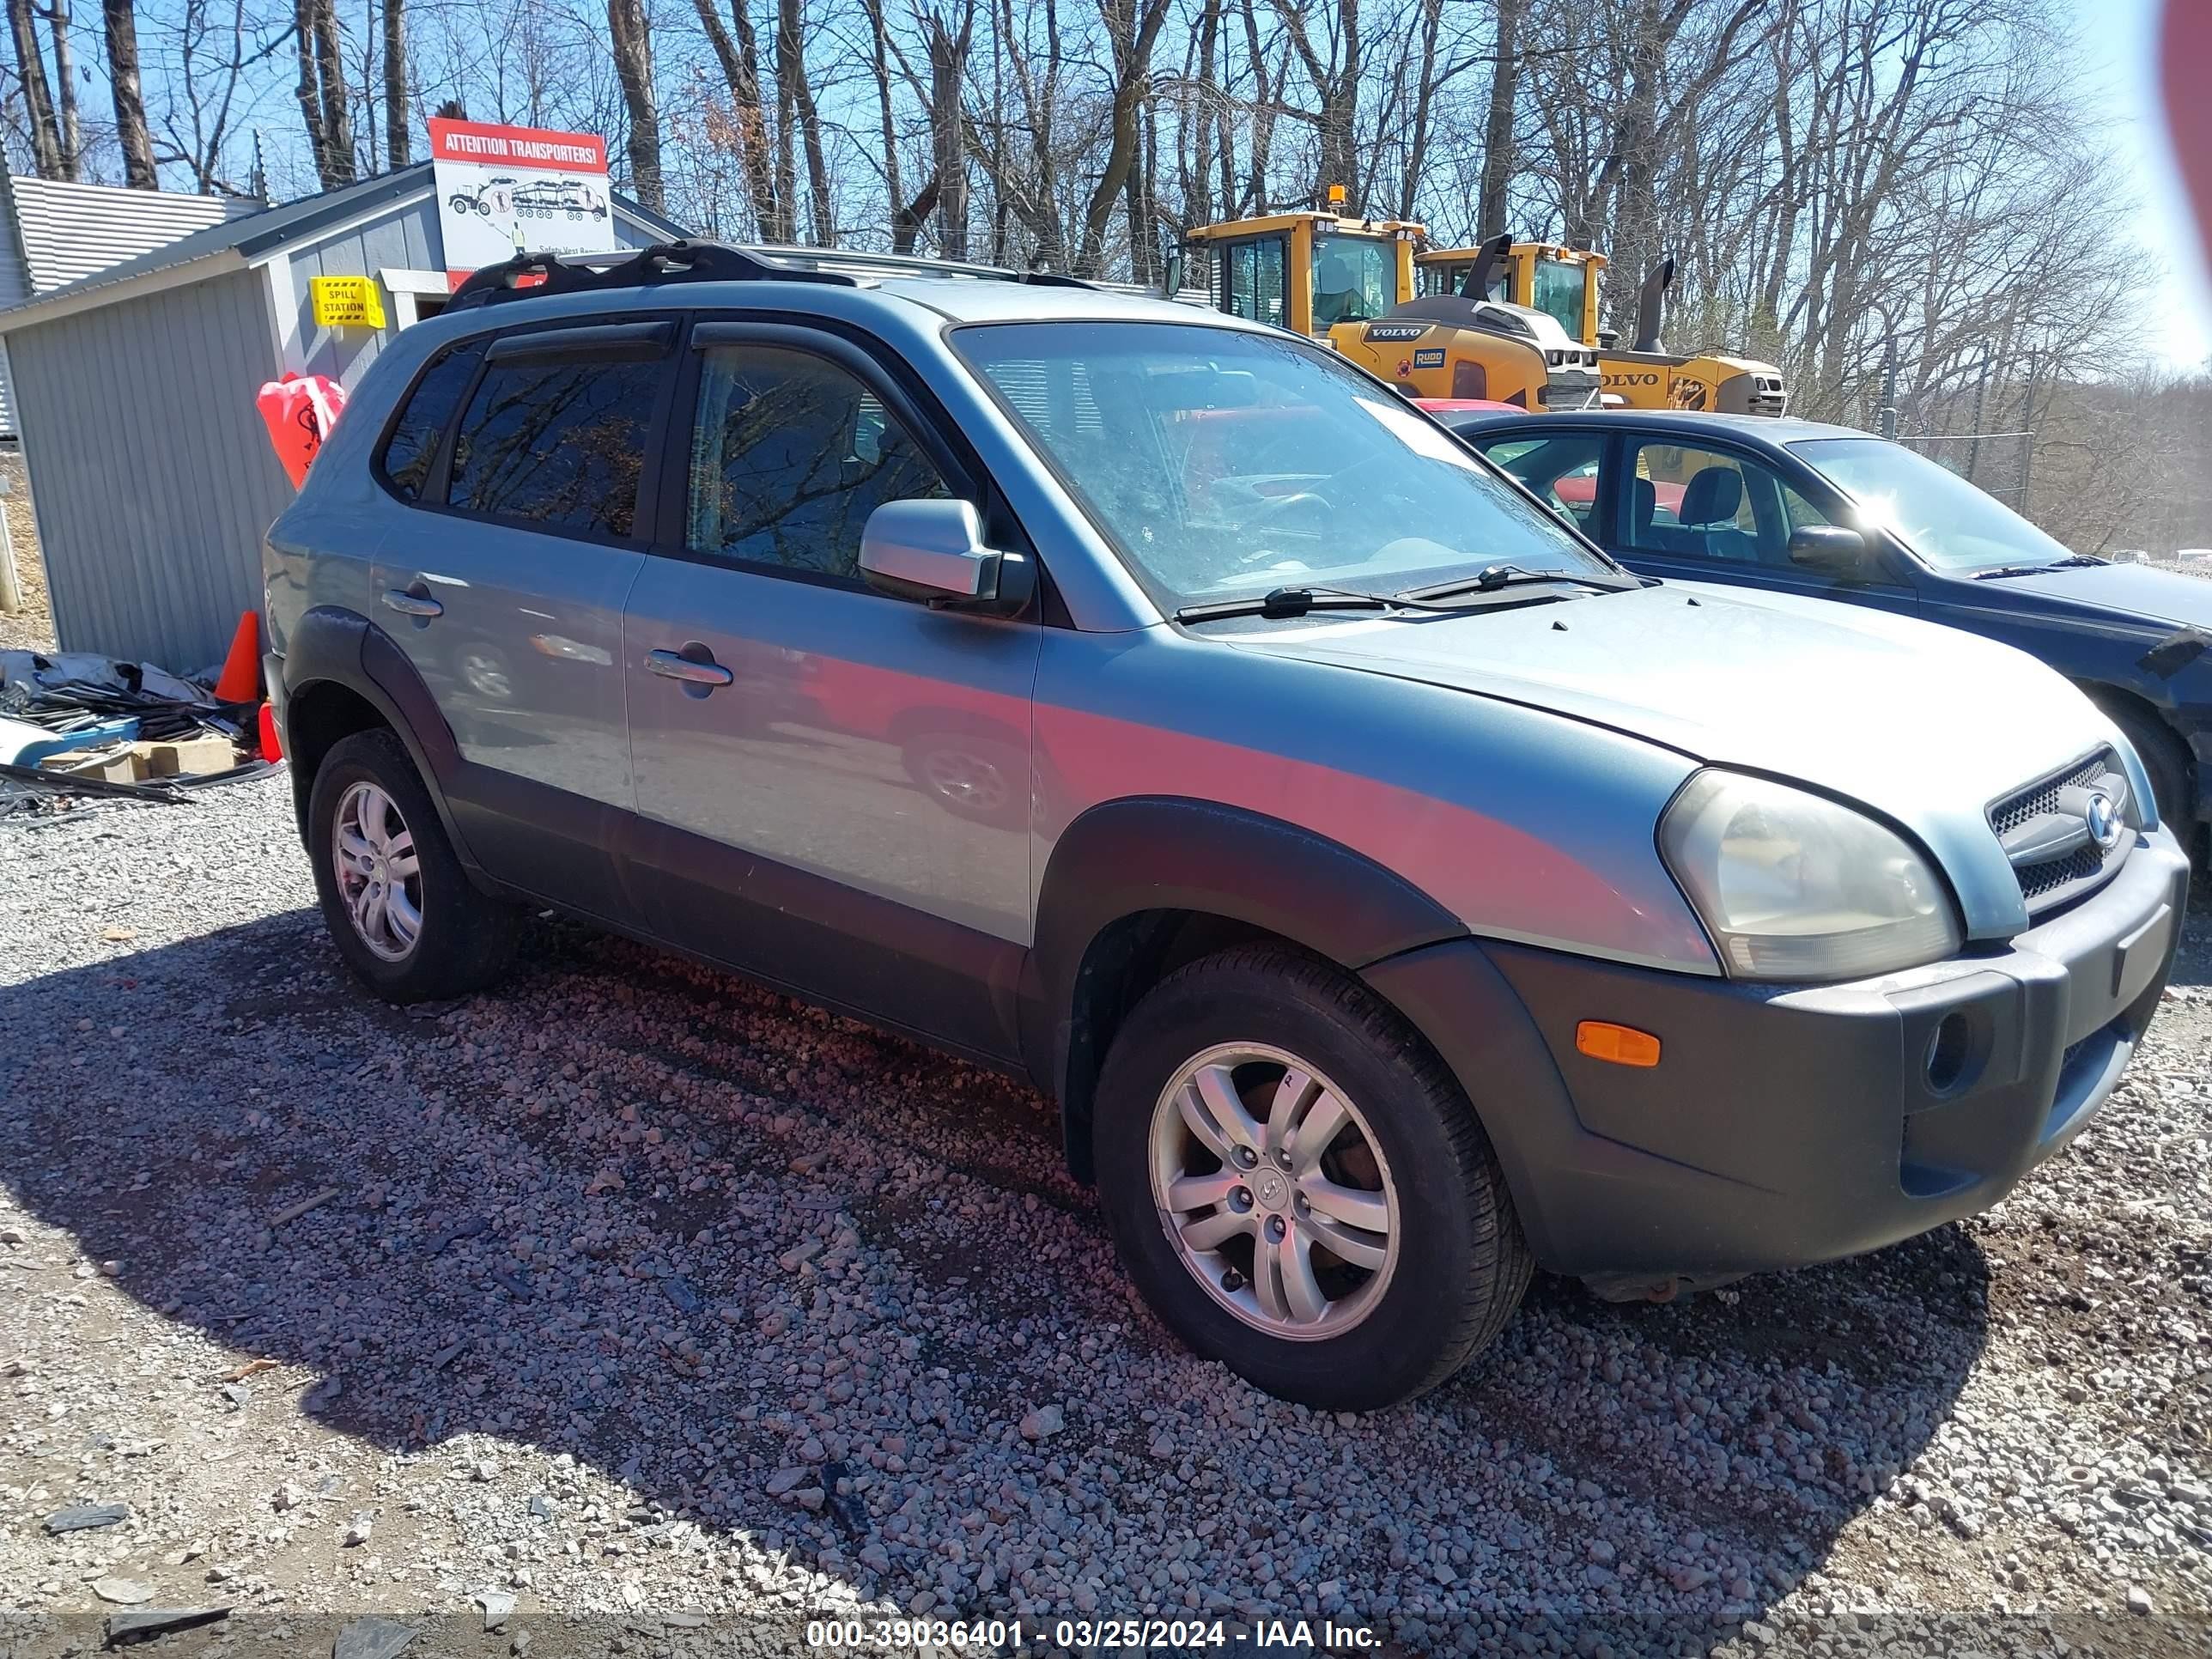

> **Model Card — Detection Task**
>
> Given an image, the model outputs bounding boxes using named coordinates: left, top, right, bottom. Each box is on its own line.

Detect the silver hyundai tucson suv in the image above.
left=262, top=242, right=2187, bottom=1411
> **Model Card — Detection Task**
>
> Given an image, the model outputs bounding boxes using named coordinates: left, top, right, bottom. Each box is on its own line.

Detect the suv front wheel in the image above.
left=1094, top=945, right=1531, bottom=1409
left=307, top=728, right=521, bottom=1002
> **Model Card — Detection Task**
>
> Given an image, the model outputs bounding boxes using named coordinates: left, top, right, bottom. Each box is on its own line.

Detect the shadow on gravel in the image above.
left=1, top=909, right=1993, bottom=1656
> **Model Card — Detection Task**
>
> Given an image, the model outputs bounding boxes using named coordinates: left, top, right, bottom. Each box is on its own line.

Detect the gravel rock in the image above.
left=6, top=773, right=2212, bottom=1656
left=43, top=1502, right=128, bottom=1532
left=91, top=1576, right=155, bottom=1604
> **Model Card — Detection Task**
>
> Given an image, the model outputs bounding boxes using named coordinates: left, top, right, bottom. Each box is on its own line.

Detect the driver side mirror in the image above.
left=860, top=498, right=1027, bottom=611
left=1788, top=523, right=1870, bottom=580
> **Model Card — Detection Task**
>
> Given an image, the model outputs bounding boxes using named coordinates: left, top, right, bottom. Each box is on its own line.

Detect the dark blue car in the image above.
left=1437, top=409, right=2212, bottom=838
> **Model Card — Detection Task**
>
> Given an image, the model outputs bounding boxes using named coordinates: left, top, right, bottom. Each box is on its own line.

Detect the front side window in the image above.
left=1791, top=436, right=2073, bottom=573
left=1621, top=441, right=1821, bottom=568
left=953, top=320, right=1613, bottom=611
left=685, top=344, right=948, bottom=580
left=1310, top=231, right=1395, bottom=328
left=446, top=349, right=663, bottom=537
left=378, top=337, right=488, bottom=500
left=1223, top=239, right=1288, bottom=329
left=1531, top=257, right=1589, bottom=339
left=1474, top=432, right=1606, bottom=528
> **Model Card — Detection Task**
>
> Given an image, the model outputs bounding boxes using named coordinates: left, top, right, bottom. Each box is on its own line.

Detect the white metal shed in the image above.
left=0, top=163, right=684, bottom=669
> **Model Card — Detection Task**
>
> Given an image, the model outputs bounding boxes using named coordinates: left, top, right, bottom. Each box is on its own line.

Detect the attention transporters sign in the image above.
left=428, top=117, right=615, bottom=280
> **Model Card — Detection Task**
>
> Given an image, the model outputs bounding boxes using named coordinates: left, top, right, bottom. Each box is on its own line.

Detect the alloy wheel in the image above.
left=331, top=781, right=423, bottom=962
left=1148, top=1042, right=1399, bottom=1340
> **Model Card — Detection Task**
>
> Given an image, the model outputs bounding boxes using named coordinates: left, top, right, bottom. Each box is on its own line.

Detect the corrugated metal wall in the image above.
left=286, top=196, right=442, bottom=390
left=0, top=177, right=240, bottom=441
left=10, top=267, right=292, bottom=670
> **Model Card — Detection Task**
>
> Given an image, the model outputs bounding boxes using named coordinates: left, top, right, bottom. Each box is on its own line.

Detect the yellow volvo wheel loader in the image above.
left=1182, top=215, right=1602, bottom=410
left=1413, top=242, right=1788, bottom=415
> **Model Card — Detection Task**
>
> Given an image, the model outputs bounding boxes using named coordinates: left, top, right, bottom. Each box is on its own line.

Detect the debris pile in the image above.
left=0, top=647, right=272, bottom=812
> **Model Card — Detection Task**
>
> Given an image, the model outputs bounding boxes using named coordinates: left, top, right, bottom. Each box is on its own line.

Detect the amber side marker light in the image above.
left=1576, top=1020, right=1662, bottom=1067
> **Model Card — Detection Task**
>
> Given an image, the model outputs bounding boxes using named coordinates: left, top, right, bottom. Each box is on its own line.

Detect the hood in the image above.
left=1969, top=560, right=2212, bottom=630
left=1230, top=581, right=2139, bottom=938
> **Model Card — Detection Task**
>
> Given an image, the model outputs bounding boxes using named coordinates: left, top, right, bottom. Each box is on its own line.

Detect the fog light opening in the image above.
left=1925, top=1013, right=1971, bottom=1094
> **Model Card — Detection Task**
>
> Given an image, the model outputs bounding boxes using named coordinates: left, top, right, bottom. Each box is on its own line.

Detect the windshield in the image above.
left=1532, top=257, right=1588, bottom=338
left=1310, top=231, right=1396, bottom=328
left=1791, top=436, right=2075, bottom=573
left=952, top=320, right=1616, bottom=611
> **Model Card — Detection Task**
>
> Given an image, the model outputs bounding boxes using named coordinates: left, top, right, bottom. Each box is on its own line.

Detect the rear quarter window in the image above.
left=376, top=337, right=489, bottom=501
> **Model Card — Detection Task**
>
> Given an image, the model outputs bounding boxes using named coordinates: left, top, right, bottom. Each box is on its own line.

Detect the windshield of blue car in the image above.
left=952, top=320, right=1617, bottom=611
left=1791, top=436, right=2076, bottom=574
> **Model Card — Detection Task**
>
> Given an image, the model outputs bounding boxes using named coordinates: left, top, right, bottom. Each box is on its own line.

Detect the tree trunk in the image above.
left=926, top=6, right=972, bottom=259
left=293, top=0, right=354, bottom=187
left=1077, top=0, right=1169, bottom=275
left=693, top=0, right=781, bottom=239
left=775, top=0, right=833, bottom=243
left=1476, top=0, right=1522, bottom=238
left=100, top=0, right=155, bottom=185
left=10, top=0, right=62, bottom=177
left=44, top=0, right=80, bottom=176
left=382, top=0, right=408, bottom=167
left=863, top=0, right=901, bottom=232
left=606, top=0, right=663, bottom=210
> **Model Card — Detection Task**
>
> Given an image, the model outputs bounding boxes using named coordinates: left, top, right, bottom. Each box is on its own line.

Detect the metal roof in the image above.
left=0, top=163, right=688, bottom=330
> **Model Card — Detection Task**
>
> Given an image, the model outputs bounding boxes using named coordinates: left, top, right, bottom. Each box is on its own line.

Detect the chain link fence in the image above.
left=1892, top=429, right=2035, bottom=513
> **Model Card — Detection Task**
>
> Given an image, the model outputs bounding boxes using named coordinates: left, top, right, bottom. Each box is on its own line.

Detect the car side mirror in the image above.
left=860, top=498, right=1019, bottom=609
left=1788, top=524, right=1870, bottom=579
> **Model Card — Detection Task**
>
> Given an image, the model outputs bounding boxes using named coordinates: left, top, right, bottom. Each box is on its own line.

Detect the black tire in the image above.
left=306, top=727, right=520, bottom=1003
left=1092, top=944, right=1531, bottom=1410
left=2103, top=702, right=2193, bottom=845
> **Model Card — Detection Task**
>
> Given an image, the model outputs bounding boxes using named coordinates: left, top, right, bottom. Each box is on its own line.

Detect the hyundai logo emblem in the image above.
left=2085, top=792, right=2121, bottom=851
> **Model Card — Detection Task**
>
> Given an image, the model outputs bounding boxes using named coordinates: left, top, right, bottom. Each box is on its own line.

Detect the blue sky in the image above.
left=2091, top=0, right=2212, bottom=369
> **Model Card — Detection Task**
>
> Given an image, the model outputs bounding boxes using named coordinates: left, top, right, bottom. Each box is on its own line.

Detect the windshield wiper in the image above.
left=1174, top=585, right=1454, bottom=623
left=1397, top=562, right=1640, bottom=602
left=1972, top=554, right=2105, bottom=580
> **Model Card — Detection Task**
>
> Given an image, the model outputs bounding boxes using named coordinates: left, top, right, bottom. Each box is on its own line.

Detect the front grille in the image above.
left=1988, top=748, right=2131, bottom=915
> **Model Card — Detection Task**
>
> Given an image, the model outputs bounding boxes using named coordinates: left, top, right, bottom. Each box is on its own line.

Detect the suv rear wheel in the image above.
left=1093, top=945, right=1531, bottom=1409
left=307, top=728, right=520, bottom=1002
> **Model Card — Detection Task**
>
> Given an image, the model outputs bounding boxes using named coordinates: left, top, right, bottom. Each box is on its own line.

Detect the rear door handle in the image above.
left=647, top=647, right=735, bottom=688
left=381, top=587, right=443, bottom=619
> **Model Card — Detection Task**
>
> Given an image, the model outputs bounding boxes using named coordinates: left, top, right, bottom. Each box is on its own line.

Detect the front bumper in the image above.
left=1366, top=825, right=2189, bottom=1281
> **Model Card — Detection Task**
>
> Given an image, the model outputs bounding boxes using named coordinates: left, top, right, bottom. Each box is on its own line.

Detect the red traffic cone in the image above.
left=214, top=610, right=263, bottom=704
left=258, top=701, right=284, bottom=763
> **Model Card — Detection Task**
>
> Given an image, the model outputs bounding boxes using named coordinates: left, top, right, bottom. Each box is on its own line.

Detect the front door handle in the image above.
left=381, top=586, right=443, bottom=619
left=647, top=647, right=735, bottom=689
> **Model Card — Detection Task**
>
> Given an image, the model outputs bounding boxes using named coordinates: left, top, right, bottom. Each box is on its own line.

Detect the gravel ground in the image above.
left=3, top=774, right=2211, bottom=1658
left=0, top=452, right=52, bottom=654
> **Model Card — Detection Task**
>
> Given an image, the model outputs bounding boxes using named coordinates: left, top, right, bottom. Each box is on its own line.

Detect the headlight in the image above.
left=1659, top=771, right=1961, bottom=981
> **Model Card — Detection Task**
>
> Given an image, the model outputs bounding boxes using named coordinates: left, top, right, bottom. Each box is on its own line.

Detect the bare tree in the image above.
left=292, top=0, right=354, bottom=186
left=606, top=0, right=663, bottom=207
left=101, top=0, right=158, bottom=185
left=382, top=0, right=408, bottom=165
left=42, top=0, right=82, bottom=173
left=693, top=0, right=781, bottom=235
left=9, top=0, right=64, bottom=176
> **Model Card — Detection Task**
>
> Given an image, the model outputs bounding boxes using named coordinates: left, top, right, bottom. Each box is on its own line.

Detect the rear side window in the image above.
left=446, top=351, right=664, bottom=538
left=378, top=338, right=487, bottom=500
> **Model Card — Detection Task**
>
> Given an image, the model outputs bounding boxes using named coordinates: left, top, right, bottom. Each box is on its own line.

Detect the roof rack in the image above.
left=447, top=238, right=1099, bottom=311
left=447, top=240, right=859, bottom=311
left=744, top=245, right=1098, bottom=289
